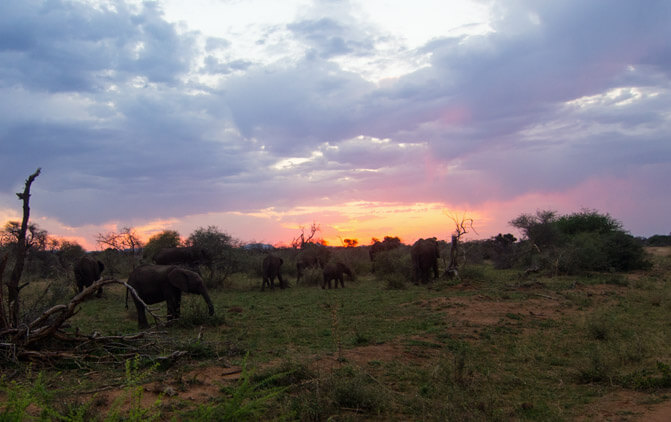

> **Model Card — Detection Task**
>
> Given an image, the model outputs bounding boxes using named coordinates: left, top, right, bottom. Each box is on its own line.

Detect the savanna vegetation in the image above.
left=1, top=170, right=670, bottom=421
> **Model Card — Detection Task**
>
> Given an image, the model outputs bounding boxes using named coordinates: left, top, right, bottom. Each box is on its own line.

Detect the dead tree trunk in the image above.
left=446, top=235, right=460, bottom=278
left=6, top=168, right=41, bottom=328
left=0, top=255, right=9, bottom=328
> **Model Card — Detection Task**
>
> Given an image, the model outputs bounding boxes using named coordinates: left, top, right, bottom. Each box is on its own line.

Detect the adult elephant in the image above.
left=322, top=262, right=354, bottom=289
left=262, top=254, right=285, bottom=291
left=74, top=255, right=105, bottom=297
left=411, top=238, right=440, bottom=284
left=126, top=265, right=215, bottom=329
left=296, top=244, right=331, bottom=283
left=153, top=247, right=211, bottom=272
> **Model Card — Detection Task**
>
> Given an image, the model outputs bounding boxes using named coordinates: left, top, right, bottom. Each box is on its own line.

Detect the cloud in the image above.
left=0, top=0, right=669, bottom=248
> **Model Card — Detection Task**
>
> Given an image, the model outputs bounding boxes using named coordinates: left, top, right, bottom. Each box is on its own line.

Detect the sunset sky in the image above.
left=0, top=0, right=669, bottom=250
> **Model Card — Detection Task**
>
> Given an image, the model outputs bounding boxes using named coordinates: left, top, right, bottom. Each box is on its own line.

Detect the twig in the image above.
left=534, top=293, right=559, bottom=300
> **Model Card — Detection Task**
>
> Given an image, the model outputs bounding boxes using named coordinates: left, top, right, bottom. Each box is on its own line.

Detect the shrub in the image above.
left=604, top=231, right=650, bottom=271
left=373, top=247, right=411, bottom=281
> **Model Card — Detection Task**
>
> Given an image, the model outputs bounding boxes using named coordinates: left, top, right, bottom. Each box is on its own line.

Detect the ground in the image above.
left=3, top=246, right=671, bottom=420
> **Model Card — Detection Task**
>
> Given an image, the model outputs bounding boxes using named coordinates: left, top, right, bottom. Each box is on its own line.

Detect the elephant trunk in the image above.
left=201, top=290, right=215, bottom=316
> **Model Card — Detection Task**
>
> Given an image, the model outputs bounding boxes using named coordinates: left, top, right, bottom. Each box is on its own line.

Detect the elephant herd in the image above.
left=74, top=239, right=441, bottom=330
left=261, top=254, right=354, bottom=291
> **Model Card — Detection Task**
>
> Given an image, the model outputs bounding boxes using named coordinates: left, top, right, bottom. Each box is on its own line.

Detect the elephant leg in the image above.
left=166, top=291, right=182, bottom=321
left=278, top=273, right=285, bottom=289
left=262, top=277, right=268, bottom=291
left=134, top=300, right=149, bottom=329
left=173, top=291, right=182, bottom=319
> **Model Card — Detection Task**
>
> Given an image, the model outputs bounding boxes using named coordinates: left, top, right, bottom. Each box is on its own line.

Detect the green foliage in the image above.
left=0, top=372, right=52, bottom=421
left=142, top=230, right=182, bottom=262
left=289, top=366, right=389, bottom=420
left=373, top=247, right=411, bottom=281
left=188, top=226, right=238, bottom=287
left=106, top=355, right=162, bottom=422
left=55, top=240, right=86, bottom=271
left=555, top=210, right=622, bottom=235
left=458, top=264, right=491, bottom=283
left=645, top=234, right=671, bottom=246
left=175, top=296, right=226, bottom=328
left=511, top=209, right=649, bottom=274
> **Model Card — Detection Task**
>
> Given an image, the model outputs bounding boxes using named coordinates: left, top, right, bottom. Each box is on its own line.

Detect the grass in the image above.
left=4, top=250, right=671, bottom=420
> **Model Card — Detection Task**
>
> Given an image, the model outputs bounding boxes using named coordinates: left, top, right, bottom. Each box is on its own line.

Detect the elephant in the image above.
left=322, top=262, right=354, bottom=289
left=74, top=255, right=105, bottom=297
left=153, top=246, right=211, bottom=273
left=126, top=264, right=215, bottom=329
left=262, top=254, right=285, bottom=291
left=411, top=238, right=440, bottom=284
left=296, top=243, right=331, bottom=283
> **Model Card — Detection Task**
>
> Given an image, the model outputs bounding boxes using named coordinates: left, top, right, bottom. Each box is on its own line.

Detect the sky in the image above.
left=0, top=0, right=669, bottom=250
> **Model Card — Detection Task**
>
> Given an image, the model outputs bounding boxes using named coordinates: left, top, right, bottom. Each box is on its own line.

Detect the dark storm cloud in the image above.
left=0, top=0, right=249, bottom=225
left=222, top=59, right=374, bottom=154
left=0, top=0, right=195, bottom=92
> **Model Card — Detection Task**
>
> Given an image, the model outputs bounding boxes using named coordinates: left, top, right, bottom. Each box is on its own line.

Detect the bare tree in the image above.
left=2, top=168, right=41, bottom=328
left=291, top=222, right=321, bottom=249
left=96, top=226, right=143, bottom=271
left=445, top=212, right=477, bottom=279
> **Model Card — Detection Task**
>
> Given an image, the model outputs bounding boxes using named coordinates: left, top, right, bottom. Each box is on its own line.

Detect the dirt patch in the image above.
left=646, top=246, right=671, bottom=257
left=309, top=340, right=422, bottom=373
left=576, top=390, right=671, bottom=421
left=86, top=364, right=243, bottom=416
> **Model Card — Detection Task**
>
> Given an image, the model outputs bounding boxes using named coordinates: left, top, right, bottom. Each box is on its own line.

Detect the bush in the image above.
left=373, top=247, right=411, bottom=281
left=511, top=209, right=650, bottom=274
left=604, top=231, right=650, bottom=271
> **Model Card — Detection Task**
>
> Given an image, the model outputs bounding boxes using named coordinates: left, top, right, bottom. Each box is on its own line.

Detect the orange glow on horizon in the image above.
left=3, top=200, right=506, bottom=252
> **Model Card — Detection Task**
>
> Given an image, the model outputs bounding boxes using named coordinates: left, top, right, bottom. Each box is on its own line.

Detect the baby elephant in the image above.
left=262, top=254, right=285, bottom=291
left=322, top=262, right=354, bottom=289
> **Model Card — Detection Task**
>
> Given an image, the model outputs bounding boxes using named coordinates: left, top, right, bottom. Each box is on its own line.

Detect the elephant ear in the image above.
left=167, top=268, right=190, bottom=291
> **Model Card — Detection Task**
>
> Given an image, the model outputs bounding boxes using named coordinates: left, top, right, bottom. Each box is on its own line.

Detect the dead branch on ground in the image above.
left=0, top=278, right=167, bottom=363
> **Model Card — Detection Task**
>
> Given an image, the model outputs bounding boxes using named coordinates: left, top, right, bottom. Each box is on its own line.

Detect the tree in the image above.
left=96, top=226, right=143, bottom=274
left=510, top=210, right=560, bottom=250
left=187, top=226, right=235, bottom=283
left=510, top=209, right=649, bottom=274
left=1, top=221, right=48, bottom=252
left=143, top=230, right=182, bottom=261
left=445, top=212, right=476, bottom=278
left=54, top=240, right=86, bottom=272
left=291, top=222, right=321, bottom=249
left=1, top=168, right=41, bottom=328
left=343, top=238, right=358, bottom=248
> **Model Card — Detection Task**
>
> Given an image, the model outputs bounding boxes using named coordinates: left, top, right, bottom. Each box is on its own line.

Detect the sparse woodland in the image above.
left=1, top=170, right=669, bottom=421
